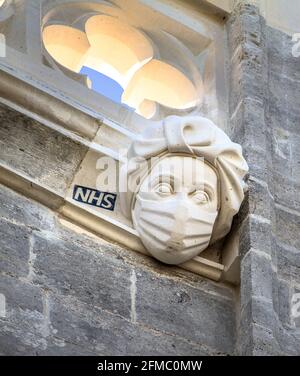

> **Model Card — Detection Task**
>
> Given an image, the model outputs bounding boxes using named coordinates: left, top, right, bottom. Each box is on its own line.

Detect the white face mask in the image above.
left=133, top=195, right=218, bottom=265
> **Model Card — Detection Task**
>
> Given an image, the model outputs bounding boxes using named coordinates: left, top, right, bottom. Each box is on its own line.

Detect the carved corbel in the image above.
left=120, top=115, right=248, bottom=265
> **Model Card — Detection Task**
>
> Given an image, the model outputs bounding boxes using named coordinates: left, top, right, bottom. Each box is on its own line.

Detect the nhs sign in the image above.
left=73, top=185, right=117, bottom=211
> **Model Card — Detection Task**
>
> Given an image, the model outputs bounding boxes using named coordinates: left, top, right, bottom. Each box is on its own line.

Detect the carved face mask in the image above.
left=133, top=195, right=218, bottom=264
left=132, top=156, right=219, bottom=265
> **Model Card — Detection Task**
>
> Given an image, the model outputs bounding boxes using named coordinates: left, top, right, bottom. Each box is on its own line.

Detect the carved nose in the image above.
left=174, top=200, right=190, bottom=228
left=164, top=199, right=191, bottom=251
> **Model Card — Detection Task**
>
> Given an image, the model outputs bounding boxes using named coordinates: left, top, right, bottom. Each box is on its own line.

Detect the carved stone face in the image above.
left=132, top=155, right=219, bottom=265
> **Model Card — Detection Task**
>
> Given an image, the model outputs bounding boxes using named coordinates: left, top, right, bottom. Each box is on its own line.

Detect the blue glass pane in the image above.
left=80, top=66, right=124, bottom=104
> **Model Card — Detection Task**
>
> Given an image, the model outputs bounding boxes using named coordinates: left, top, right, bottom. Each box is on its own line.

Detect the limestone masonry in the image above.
left=0, top=0, right=299, bottom=355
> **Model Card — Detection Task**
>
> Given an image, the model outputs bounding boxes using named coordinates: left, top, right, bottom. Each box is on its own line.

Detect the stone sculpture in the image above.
left=120, top=116, right=248, bottom=265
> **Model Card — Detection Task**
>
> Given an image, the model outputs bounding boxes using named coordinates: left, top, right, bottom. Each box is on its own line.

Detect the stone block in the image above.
left=267, top=72, right=300, bottom=134
left=267, top=27, right=300, bottom=82
left=227, top=4, right=263, bottom=56
left=247, top=178, right=271, bottom=219
left=252, top=324, right=281, bottom=356
left=230, top=98, right=266, bottom=146
left=274, top=279, right=293, bottom=327
left=0, top=103, right=88, bottom=196
left=48, top=293, right=215, bottom=356
left=0, top=274, right=43, bottom=313
left=276, top=241, right=300, bottom=283
left=134, top=269, right=235, bottom=354
left=240, top=249, right=274, bottom=308
left=240, top=296, right=276, bottom=330
left=275, top=206, right=300, bottom=250
left=0, top=183, right=56, bottom=232
left=32, top=232, right=133, bottom=319
left=0, top=218, right=30, bottom=278
left=0, top=275, right=46, bottom=355
left=239, top=215, right=272, bottom=260
left=271, top=128, right=300, bottom=184
left=271, top=172, right=300, bottom=212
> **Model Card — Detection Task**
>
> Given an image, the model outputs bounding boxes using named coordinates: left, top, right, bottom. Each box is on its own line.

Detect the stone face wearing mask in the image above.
left=132, top=156, right=219, bottom=264
left=120, top=115, right=248, bottom=265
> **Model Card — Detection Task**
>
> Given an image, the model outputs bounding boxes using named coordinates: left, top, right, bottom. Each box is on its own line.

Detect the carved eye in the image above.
left=155, top=183, right=173, bottom=196
left=192, top=191, right=209, bottom=204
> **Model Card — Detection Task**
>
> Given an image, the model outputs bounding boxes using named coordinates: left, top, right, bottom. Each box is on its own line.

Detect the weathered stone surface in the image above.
left=239, top=215, right=272, bottom=259
left=48, top=293, right=217, bottom=356
left=291, top=287, right=300, bottom=330
left=0, top=274, right=43, bottom=313
left=0, top=218, right=30, bottom=278
left=267, top=27, right=300, bottom=82
left=276, top=241, right=300, bottom=283
left=275, top=207, right=300, bottom=250
left=32, top=233, right=133, bottom=319
left=0, top=102, right=88, bottom=196
left=241, top=296, right=276, bottom=331
left=268, top=74, right=300, bottom=135
left=240, top=249, right=274, bottom=308
left=271, top=128, right=300, bottom=184
left=228, top=4, right=263, bottom=55
left=0, top=0, right=300, bottom=357
left=274, top=279, right=293, bottom=328
left=247, top=179, right=272, bottom=220
left=227, top=5, right=267, bottom=115
left=237, top=299, right=282, bottom=356
left=230, top=97, right=265, bottom=144
left=0, top=183, right=56, bottom=231
left=0, top=275, right=46, bottom=355
left=228, top=2, right=300, bottom=356
left=0, top=183, right=235, bottom=355
left=271, top=172, right=300, bottom=212
left=135, top=269, right=235, bottom=354
left=251, top=324, right=281, bottom=356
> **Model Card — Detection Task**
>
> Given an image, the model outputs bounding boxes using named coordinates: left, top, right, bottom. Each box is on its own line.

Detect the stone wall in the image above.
left=0, top=183, right=236, bottom=355
left=0, top=104, right=236, bottom=355
left=228, top=2, right=300, bottom=355
left=0, top=0, right=299, bottom=356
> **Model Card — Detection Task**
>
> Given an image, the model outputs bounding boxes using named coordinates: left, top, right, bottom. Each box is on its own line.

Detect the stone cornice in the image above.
left=0, top=68, right=100, bottom=140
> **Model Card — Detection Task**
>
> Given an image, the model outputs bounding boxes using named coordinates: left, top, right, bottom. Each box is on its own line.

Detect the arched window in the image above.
left=42, top=11, right=203, bottom=119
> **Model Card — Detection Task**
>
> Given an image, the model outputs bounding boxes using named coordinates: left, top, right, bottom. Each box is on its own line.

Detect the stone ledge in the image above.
left=0, top=70, right=100, bottom=140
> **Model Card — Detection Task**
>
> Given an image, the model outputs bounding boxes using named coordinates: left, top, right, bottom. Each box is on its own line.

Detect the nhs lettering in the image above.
left=73, top=185, right=117, bottom=211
